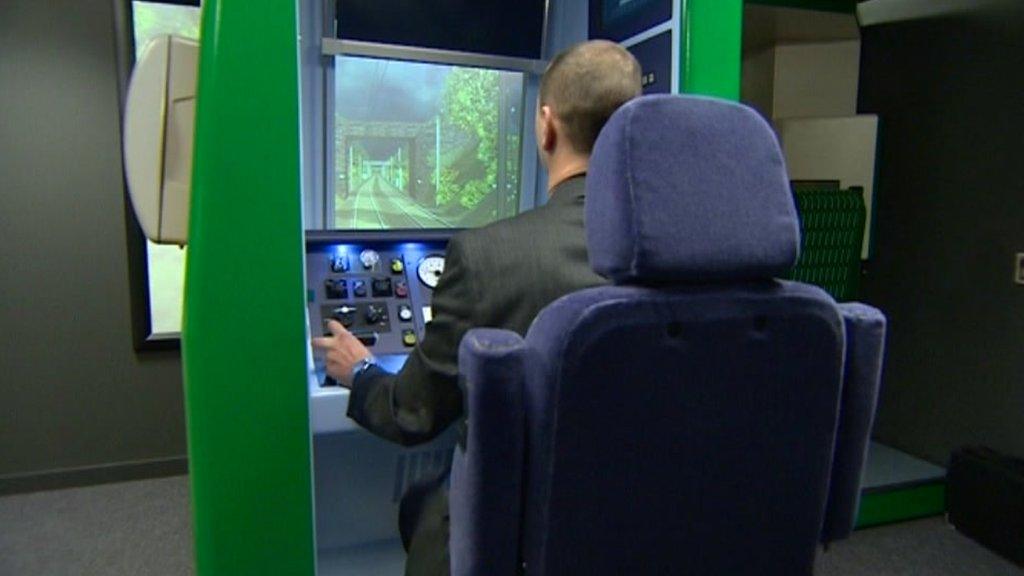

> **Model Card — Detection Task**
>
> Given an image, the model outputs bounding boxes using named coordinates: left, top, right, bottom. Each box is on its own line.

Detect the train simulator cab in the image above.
left=113, top=0, right=1021, bottom=574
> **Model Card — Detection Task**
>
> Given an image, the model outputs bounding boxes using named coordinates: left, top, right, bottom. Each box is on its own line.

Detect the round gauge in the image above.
left=359, top=249, right=380, bottom=270
left=417, top=255, right=446, bottom=289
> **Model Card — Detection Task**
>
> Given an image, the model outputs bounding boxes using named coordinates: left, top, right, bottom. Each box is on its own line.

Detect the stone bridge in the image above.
left=336, top=120, right=438, bottom=204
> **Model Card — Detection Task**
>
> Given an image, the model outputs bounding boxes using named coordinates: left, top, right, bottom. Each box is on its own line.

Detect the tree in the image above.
left=439, top=68, right=500, bottom=209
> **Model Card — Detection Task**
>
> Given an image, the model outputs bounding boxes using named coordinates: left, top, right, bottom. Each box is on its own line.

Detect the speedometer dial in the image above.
left=417, top=255, right=446, bottom=289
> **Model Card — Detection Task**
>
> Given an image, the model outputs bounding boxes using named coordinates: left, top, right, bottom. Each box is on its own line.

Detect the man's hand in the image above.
left=311, top=320, right=372, bottom=388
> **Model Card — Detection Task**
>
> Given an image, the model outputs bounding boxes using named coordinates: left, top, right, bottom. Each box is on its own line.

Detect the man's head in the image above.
left=536, top=40, right=642, bottom=173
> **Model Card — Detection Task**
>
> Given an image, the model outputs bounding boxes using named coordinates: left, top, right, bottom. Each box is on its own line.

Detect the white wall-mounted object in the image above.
left=122, top=35, right=198, bottom=246
left=772, top=41, right=860, bottom=120
left=742, top=40, right=861, bottom=121
left=778, top=115, right=880, bottom=259
left=739, top=6, right=878, bottom=259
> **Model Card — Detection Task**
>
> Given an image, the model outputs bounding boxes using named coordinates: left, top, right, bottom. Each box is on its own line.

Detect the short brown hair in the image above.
left=539, top=40, right=643, bottom=154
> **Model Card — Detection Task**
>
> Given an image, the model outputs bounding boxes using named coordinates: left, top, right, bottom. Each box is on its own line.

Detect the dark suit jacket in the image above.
left=347, top=175, right=606, bottom=445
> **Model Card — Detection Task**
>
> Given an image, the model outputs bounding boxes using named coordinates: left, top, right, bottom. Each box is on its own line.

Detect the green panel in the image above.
left=680, top=0, right=744, bottom=100
left=789, top=188, right=866, bottom=301
left=183, top=1, right=315, bottom=575
left=856, top=484, right=947, bottom=529
left=746, top=0, right=857, bottom=14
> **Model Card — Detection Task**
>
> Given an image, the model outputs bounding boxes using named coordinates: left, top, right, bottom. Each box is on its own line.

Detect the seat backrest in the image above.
left=525, top=96, right=841, bottom=576
left=521, top=282, right=843, bottom=575
left=450, top=96, right=884, bottom=576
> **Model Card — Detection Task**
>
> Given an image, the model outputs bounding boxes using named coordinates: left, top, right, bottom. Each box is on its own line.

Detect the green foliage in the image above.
left=432, top=166, right=459, bottom=205
left=132, top=1, right=200, bottom=59
left=440, top=69, right=500, bottom=209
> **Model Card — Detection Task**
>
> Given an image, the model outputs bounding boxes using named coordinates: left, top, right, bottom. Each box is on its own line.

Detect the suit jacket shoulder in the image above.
left=452, top=176, right=606, bottom=335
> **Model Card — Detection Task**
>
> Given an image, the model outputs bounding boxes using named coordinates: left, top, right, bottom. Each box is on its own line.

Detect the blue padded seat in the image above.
left=450, top=95, right=886, bottom=576
left=587, top=95, right=800, bottom=284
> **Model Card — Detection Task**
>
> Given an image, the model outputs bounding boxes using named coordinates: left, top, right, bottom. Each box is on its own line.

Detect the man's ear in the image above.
left=538, top=105, right=556, bottom=153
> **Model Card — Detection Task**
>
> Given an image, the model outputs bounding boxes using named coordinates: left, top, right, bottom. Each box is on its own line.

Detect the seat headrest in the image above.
left=586, top=95, right=800, bottom=284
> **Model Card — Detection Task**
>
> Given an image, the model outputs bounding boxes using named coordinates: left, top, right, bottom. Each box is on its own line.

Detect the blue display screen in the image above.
left=590, top=0, right=672, bottom=43
left=336, top=0, right=546, bottom=60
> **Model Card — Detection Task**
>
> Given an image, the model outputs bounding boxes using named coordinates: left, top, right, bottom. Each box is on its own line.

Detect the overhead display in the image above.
left=589, top=0, right=673, bottom=43
left=332, top=56, right=525, bottom=230
left=627, top=30, right=673, bottom=95
left=336, top=0, right=546, bottom=60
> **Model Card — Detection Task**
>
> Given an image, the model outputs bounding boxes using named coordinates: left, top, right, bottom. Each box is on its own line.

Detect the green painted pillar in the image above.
left=680, top=0, right=744, bottom=100
left=184, top=0, right=316, bottom=574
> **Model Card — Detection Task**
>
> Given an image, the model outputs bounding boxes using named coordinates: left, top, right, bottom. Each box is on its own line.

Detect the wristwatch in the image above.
left=349, top=355, right=379, bottom=386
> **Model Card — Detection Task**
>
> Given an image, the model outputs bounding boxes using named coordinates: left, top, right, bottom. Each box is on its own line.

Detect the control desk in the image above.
left=306, top=231, right=458, bottom=554
left=306, top=231, right=452, bottom=433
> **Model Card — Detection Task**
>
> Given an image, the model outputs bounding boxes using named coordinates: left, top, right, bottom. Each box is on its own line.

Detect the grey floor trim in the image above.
left=0, top=456, right=188, bottom=496
left=862, top=442, right=946, bottom=490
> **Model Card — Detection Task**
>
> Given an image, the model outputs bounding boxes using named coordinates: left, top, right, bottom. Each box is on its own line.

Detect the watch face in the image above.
left=417, top=255, right=446, bottom=289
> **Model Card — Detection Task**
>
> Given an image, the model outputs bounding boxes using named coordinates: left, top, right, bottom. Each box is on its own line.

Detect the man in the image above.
left=313, top=40, right=642, bottom=575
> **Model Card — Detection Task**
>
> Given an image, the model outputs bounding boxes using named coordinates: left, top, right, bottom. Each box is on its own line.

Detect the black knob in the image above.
left=365, top=304, right=386, bottom=324
left=372, top=277, right=393, bottom=297
left=325, top=279, right=347, bottom=300
left=330, top=255, right=350, bottom=273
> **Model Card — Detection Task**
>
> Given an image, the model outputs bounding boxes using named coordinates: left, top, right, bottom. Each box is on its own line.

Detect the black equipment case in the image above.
left=947, top=446, right=1024, bottom=566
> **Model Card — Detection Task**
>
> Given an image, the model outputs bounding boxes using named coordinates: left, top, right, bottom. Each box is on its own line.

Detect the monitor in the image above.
left=589, top=0, right=673, bottom=43
left=331, top=56, right=526, bottom=230
left=336, top=0, right=546, bottom=60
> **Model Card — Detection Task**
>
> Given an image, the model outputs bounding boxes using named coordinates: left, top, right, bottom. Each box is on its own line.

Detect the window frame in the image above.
left=318, top=39, right=545, bottom=232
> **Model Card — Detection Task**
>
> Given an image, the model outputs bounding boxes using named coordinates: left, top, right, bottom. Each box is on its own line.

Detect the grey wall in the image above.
left=858, top=6, right=1024, bottom=464
left=0, top=0, right=187, bottom=481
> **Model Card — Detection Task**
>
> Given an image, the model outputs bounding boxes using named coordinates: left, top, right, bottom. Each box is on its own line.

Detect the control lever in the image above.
left=353, top=332, right=379, bottom=347
left=330, top=306, right=357, bottom=328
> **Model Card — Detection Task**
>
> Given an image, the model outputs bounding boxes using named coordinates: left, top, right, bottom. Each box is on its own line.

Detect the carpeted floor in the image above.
left=817, top=518, right=1021, bottom=576
left=0, top=476, right=193, bottom=576
left=0, top=475, right=1020, bottom=575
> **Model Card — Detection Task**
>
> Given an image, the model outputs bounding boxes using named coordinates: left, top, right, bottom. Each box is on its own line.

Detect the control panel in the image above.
left=306, top=231, right=452, bottom=388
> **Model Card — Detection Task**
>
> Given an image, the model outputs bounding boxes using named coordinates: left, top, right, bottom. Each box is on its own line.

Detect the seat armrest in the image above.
left=822, top=303, right=887, bottom=543
left=450, top=329, right=529, bottom=576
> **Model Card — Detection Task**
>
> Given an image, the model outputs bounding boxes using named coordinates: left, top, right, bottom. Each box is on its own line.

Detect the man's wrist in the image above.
left=347, top=355, right=378, bottom=387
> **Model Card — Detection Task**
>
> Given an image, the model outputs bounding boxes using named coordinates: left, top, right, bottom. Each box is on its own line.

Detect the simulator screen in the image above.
left=333, top=57, right=525, bottom=230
